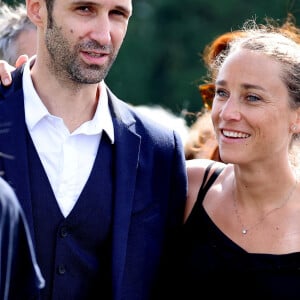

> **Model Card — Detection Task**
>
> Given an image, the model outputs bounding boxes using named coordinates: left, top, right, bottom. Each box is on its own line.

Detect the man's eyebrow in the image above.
left=70, top=1, right=132, bottom=17
left=115, top=5, right=132, bottom=17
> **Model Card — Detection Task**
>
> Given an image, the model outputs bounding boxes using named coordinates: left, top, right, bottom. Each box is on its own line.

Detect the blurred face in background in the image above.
left=14, top=28, right=37, bottom=61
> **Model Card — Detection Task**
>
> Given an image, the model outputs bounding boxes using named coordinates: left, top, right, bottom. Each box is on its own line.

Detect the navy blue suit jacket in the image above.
left=0, top=66, right=187, bottom=300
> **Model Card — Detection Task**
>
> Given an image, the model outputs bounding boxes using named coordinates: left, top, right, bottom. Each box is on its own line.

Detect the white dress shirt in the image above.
left=23, top=57, right=114, bottom=217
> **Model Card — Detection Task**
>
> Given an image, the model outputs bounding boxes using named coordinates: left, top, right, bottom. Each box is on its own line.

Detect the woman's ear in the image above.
left=291, top=108, right=300, bottom=133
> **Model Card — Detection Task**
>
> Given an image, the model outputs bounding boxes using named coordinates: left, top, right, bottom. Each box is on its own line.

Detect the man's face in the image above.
left=43, top=0, right=132, bottom=84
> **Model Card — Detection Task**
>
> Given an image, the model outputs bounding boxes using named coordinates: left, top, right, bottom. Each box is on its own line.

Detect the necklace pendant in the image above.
left=242, top=229, right=247, bottom=235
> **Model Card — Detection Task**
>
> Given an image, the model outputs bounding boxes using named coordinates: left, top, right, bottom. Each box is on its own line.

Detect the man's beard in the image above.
left=45, top=22, right=117, bottom=84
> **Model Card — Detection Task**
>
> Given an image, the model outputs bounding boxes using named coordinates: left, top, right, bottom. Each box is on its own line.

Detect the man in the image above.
left=0, top=0, right=187, bottom=299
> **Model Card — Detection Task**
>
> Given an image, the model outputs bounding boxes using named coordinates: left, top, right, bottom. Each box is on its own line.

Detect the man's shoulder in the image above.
left=105, top=85, right=185, bottom=141
left=0, top=67, right=24, bottom=99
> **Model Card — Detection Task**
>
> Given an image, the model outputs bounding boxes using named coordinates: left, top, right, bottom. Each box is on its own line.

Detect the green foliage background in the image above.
left=5, top=0, right=300, bottom=123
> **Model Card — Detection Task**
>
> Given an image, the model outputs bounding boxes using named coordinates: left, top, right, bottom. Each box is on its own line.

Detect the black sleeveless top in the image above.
left=164, top=163, right=300, bottom=299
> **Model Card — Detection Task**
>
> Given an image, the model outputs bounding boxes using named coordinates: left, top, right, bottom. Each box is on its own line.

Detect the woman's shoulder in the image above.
left=186, top=159, right=227, bottom=192
left=186, top=158, right=226, bottom=178
left=185, top=159, right=231, bottom=221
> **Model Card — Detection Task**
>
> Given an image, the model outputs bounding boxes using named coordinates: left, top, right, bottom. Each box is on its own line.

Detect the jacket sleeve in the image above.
left=0, top=176, right=45, bottom=300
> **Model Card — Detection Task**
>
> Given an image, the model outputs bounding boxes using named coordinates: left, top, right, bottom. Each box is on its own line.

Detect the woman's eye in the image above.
left=215, top=89, right=228, bottom=98
left=246, top=94, right=260, bottom=102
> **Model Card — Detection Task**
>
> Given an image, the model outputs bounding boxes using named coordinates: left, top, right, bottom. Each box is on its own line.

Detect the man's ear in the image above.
left=26, top=0, right=44, bottom=27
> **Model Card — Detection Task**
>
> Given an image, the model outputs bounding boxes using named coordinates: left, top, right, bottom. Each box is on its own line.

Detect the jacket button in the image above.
left=57, top=264, right=66, bottom=275
left=60, top=226, right=68, bottom=238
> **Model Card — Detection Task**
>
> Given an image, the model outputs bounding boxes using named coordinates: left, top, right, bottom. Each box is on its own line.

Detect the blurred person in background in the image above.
left=0, top=5, right=43, bottom=292
left=0, top=155, right=44, bottom=300
left=0, top=2, right=37, bottom=65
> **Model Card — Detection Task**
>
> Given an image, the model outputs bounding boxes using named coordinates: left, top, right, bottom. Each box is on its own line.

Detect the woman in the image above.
left=162, top=18, right=300, bottom=299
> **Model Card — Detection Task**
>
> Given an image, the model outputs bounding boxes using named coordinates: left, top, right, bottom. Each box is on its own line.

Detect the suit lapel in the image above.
left=0, top=75, right=35, bottom=238
left=108, top=91, right=141, bottom=299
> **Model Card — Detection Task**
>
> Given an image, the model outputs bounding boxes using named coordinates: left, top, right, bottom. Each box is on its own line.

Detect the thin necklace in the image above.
left=232, top=179, right=298, bottom=235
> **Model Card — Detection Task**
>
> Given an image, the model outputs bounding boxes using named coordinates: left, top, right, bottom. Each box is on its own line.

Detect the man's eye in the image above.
left=76, top=6, right=91, bottom=13
left=111, top=10, right=124, bottom=16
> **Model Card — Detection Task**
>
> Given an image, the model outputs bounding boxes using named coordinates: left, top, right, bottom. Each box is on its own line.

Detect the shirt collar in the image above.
left=23, top=56, right=114, bottom=143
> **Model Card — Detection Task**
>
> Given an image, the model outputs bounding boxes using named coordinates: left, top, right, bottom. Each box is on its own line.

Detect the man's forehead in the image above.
left=64, top=0, right=132, bottom=8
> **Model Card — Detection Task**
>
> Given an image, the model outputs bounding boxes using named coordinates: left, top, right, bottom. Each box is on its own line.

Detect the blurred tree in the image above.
left=5, top=0, right=300, bottom=124
left=2, top=0, right=19, bottom=6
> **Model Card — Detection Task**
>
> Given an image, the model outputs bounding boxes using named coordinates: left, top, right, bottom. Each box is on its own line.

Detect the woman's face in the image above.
left=211, top=48, right=295, bottom=165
